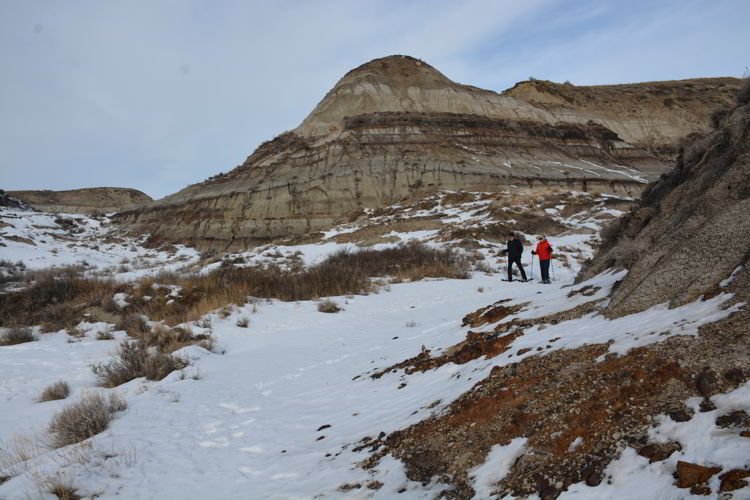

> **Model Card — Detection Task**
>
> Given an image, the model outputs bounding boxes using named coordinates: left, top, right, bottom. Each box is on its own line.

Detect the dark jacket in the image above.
left=506, top=238, right=524, bottom=259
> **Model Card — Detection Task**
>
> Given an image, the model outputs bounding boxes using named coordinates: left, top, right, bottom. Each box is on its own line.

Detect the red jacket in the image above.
left=535, top=240, right=552, bottom=260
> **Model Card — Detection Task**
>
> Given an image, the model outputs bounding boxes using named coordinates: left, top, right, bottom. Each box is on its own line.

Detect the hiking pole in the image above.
left=530, top=253, right=534, bottom=281
left=551, top=259, right=556, bottom=282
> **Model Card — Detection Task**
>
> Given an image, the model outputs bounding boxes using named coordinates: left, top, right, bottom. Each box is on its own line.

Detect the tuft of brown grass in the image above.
left=0, top=326, right=35, bottom=345
left=92, top=341, right=189, bottom=388
left=318, top=299, right=341, bottom=313
left=48, top=480, right=81, bottom=500
left=38, top=381, right=70, bottom=402
left=47, top=392, right=126, bottom=448
left=0, top=268, right=125, bottom=331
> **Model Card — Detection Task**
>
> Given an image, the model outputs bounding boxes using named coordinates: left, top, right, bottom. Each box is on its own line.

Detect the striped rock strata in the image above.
left=114, top=55, right=740, bottom=250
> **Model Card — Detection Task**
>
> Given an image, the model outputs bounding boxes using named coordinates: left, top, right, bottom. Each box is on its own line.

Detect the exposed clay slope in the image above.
left=114, top=55, right=740, bottom=250
left=578, top=84, right=750, bottom=316
left=504, top=77, right=740, bottom=158
left=10, top=187, right=152, bottom=215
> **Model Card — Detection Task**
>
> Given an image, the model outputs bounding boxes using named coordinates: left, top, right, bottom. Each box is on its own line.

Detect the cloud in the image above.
left=0, top=0, right=747, bottom=199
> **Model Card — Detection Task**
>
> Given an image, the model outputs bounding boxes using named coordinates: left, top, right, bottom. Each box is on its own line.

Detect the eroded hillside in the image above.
left=113, top=56, right=740, bottom=250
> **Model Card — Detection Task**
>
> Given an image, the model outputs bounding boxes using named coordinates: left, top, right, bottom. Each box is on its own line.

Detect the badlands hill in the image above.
left=114, top=55, right=740, bottom=250
left=9, top=187, right=152, bottom=215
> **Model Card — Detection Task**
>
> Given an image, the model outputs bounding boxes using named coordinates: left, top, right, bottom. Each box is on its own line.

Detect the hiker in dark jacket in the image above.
left=501, top=232, right=527, bottom=282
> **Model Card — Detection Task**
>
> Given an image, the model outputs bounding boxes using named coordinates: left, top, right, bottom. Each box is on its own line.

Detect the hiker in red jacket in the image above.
left=532, top=236, right=553, bottom=284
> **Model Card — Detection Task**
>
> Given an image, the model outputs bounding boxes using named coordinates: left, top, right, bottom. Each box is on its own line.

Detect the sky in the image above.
left=1, top=0, right=748, bottom=200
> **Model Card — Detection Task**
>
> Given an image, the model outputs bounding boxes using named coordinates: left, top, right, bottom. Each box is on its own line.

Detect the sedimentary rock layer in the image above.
left=114, top=55, right=740, bottom=250
left=9, top=187, right=152, bottom=215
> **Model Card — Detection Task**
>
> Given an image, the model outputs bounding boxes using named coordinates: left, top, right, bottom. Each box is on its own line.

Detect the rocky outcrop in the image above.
left=0, top=190, right=31, bottom=211
left=9, top=187, right=152, bottom=215
left=578, top=81, right=750, bottom=316
left=114, top=55, right=741, bottom=250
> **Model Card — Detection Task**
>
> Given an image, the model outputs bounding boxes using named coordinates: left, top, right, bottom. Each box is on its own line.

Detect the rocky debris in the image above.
left=720, top=469, right=750, bottom=492
left=371, top=298, right=604, bottom=380
left=9, top=187, right=151, bottom=215
left=668, top=409, right=693, bottom=422
left=715, top=410, right=750, bottom=430
left=0, top=190, right=31, bottom=210
left=675, top=461, right=722, bottom=491
left=638, top=442, right=682, bottom=463
left=461, top=299, right=523, bottom=327
left=113, top=55, right=739, bottom=250
left=359, top=280, right=749, bottom=499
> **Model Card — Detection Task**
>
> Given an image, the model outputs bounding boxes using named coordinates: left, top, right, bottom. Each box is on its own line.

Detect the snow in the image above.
left=470, top=437, right=528, bottom=500
left=0, top=195, right=746, bottom=499
left=721, top=265, right=745, bottom=288
left=0, top=209, right=200, bottom=279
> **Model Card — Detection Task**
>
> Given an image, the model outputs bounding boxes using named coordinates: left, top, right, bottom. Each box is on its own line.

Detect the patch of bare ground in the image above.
left=370, top=298, right=601, bottom=380
left=360, top=296, right=749, bottom=499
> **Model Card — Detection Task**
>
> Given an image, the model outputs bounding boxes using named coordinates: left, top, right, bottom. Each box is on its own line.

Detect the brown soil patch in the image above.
left=359, top=295, right=748, bottom=499
left=3, top=235, right=35, bottom=245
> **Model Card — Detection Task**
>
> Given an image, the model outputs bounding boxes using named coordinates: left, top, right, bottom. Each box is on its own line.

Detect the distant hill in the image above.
left=9, top=187, right=152, bottom=215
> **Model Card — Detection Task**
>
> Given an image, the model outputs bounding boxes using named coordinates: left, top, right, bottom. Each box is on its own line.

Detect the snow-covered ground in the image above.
left=0, top=195, right=746, bottom=499
left=0, top=209, right=199, bottom=279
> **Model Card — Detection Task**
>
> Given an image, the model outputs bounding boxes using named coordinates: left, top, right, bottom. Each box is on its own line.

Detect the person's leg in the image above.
left=507, top=257, right=513, bottom=281
left=517, top=257, right=527, bottom=281
left=541, top=259, right=550, bottom=282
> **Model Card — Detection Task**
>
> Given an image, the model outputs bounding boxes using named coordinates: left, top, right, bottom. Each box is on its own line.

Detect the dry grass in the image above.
left=44, top=477, right=81, bottom=500
left=0, top=268, right=125, bottom=331
left=1, top=243, right=469, bottom=334
left=0, top=326, right=35, bottom=346
left=318, top=299, right=341, bottom=313
left=92, top=341, right=189, bottom=388
left=96, top=329, right=114, bottom=340
left=126, top=242, right=469, bottom=325
left=38, top=381, right=70, bottom=402
left=47, top=392, right=126, bottom=448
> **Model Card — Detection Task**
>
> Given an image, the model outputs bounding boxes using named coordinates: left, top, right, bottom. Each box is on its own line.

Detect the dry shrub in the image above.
left=114, top=313, right=149, bottom=336
left=318, top=299, right=341, bottom=313
left=92, top=341, right=188, bottom=388
left=96, top=329, right=114, bottom=340
left=136, top=242, right=468, bottom=325
left=39, top=381, right=70, bottom=402
left=0, top=433, right=43, bottom=477
left=0, top=326, right=35, bottom=345
left=0, top=269, right=124, bottom=331
left=47, top=392, right=126, bottom=448
left=137, top=325, right=214, bottom=353
left=46, top=479, right=81, bottom=500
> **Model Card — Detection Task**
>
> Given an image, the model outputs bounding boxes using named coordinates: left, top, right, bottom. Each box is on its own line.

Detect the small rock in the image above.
left=675, top=461, right=722, bottom=489
left=638, top=442, right=682, bottom=463
left=695, top=369, right=720, bottom=398
left=715, top=410, right=750, bottom=430
left=669, top=409, right=692, bottom=422
left=719, top=469, right=750, bottom=492
left=699, top=399, right=717, bottom=412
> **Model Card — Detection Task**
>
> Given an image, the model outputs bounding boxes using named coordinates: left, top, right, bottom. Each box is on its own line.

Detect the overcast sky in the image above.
left=2, top=0, right=748, bottom=199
